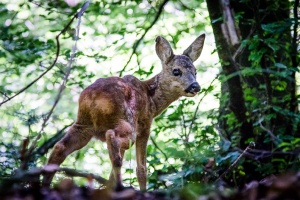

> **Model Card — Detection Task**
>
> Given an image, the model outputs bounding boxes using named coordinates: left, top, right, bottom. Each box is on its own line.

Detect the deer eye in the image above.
left=173, top=69, right=182, bottom=76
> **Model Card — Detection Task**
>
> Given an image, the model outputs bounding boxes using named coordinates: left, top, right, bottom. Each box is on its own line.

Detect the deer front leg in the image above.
left=136, top=130, right=150, bottom=191
left=42, top=125, right=92, bottom=187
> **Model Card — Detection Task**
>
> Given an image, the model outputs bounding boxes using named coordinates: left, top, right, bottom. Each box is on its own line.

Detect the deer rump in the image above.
left=77, top=75, right=149, bottom=143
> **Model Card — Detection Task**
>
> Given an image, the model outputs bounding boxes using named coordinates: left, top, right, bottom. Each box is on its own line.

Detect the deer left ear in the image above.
left=183, top=34, right=205, bottom=62
left=155, top=36, right=174, bottom=64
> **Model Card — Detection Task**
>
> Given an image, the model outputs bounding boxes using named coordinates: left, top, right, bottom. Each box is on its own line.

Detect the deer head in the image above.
left=155, top=34, right=205, bottom=98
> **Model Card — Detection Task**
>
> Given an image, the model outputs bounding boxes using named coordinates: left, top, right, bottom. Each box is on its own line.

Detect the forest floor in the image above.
left=2, top=172, right=300, bottom=200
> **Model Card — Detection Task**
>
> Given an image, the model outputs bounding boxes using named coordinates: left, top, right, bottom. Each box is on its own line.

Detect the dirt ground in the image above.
left=2, top=172, right=300, bottom=200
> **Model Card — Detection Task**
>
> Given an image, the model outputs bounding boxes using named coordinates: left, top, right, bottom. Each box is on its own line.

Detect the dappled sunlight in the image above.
left=1, top=0, right=298, bottom=198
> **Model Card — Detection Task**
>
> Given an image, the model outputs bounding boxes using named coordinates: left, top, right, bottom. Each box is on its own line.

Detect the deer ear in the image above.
left=155, top=36, right=174, bottom=64
left=183, top=34, right=205, bottom=62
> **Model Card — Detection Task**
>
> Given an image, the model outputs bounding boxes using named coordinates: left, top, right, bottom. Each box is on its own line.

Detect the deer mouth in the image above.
left=185, top=91, right=198, bottom=97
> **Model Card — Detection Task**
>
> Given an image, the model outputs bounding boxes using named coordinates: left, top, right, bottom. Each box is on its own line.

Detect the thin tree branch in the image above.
left=32, top=123, right=73, bottom=159
left=215, top=124, right=231, bottom=146
left=118, top=0, right=169, bottom=77
left=29, top=1, right=72, bottom=15
left=232, top=23, right=256, bottom=61
left=25, top=2, right=90, bottom=160
left=179, top=102, right=188, bottom=143
left=10, top=166, right=108, bottom=185
left=258, top=116, right=281, bottom=145
left=187, top=75, right=218, bottom=137
left=248, top=148, right=300, bottom=156
left=150, top=136, right=168, bottom=161
left=59, top=167, right=108, bottom=185
left=234, top=147, right=300, bottom=160
left=178, top=0, right=199, bottom=13
left=150, top=136, right=177, bottom=172
left=215, top=142, right=255, bottom=183
left=0, top=6, right=79, bottom=107
left=0, top=90, right=9, bottom=99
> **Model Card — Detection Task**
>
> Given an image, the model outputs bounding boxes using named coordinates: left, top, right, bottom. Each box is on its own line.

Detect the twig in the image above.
left=29, top=1, right=71, bottom=15
left=26, top=1, right=90, bottom=161
left=187, top=75, right=218, bottom=137
left=150, top=136, right=178, bottom=172
left=59, top=167, right=108, bottom=185
left=249, top=148, right=300, bottom=156
left=150, top=136, right=168, bottom=161
left=179, top=102, right=188, bottom=142
left=178, top=0, right=199, bottom=13
left=234, top=147, right=300, bottom=160
left=0, top=90, right=10, bottom=99
left=118, top=0, right=169, bottom=77
left=31, top=123, right=73, bottom=160
left=215, top=142, right=255, bottom=183
left=232, top=23, right=256, bottom=61
left=258, top=116, right=281, bottom=145
left=214, top=125, right=229, bottom=142
left=11, top=166, right=108, bottom=185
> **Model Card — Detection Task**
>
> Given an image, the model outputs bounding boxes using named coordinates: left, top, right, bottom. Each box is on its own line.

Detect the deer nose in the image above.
left=185, top=82, right=201, bottom=94
left=190, top=82, right=201, bottom=92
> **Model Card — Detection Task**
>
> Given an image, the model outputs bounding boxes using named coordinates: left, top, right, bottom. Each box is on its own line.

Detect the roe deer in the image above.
left=43, top=34, right=205, bottom=191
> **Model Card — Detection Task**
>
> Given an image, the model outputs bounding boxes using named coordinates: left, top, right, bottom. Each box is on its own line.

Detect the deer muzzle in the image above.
left=185, top=82, right=201, bottom=95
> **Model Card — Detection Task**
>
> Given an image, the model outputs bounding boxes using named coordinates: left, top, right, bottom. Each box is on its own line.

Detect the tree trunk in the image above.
left=206, top=0, right=299, bottom=185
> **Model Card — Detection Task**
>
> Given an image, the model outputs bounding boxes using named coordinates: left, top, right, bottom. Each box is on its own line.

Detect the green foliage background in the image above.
left=0, top=0, right=220, bottom=190
left=0, top=0, right=299, bottom=194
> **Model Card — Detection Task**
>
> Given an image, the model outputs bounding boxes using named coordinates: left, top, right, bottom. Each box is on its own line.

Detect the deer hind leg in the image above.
left=108, top=148, right=125, bottom=187
left=106, top=121, right=134, bottom=188
left=42, top=125, right=93, bottom=186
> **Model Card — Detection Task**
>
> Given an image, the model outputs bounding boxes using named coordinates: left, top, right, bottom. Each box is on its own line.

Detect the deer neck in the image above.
left=143, top=73, right=180, bottom=117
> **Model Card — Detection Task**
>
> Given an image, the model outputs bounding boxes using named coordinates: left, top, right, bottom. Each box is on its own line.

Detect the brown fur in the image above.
left=43, top=34, right=205, bottom=191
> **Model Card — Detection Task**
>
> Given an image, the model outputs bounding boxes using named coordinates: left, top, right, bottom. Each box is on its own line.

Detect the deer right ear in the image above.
left=155, top=36, right=174, bottom=64
left=183, top=34, right=205, bottom=62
